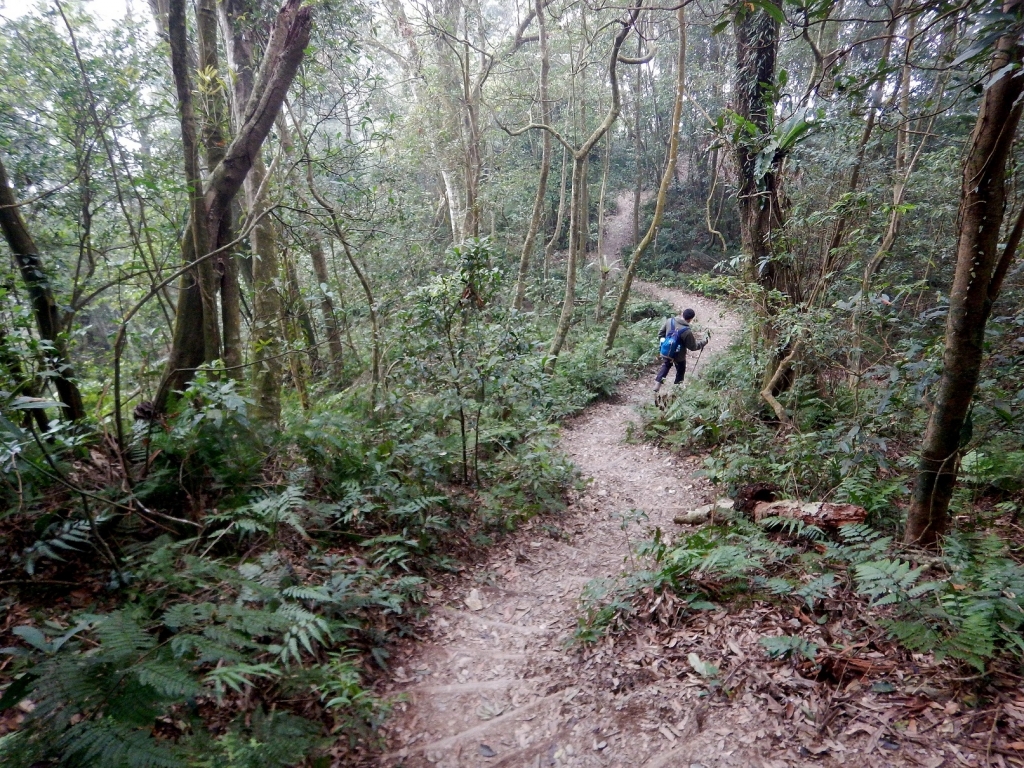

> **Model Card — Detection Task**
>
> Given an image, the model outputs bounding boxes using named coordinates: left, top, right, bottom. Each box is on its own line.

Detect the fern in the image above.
left=93, top=610, right=157, bottom=661
left=758, top=515, right=826, bottom=541
left=764, top=577, right=794, bottom=595
left=795, top=573, right=837, bottom=608
left=855, top=558, right=939, bottom=606
left=825, top=523, right=891, bottom=565
left=204, top=663, right=281, bottom=698
left=760, top=635, right=819, bottom=661
left=22, top=518, right=94, bottom=574
left=207, top=487, right=309, bottom=542
left=133, top=660, right=202, bottom=699
left=59, top=719, right=183, bottom=768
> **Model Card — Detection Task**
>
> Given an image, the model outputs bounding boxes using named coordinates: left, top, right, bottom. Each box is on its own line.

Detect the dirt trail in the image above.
left=378, top=197, right=751, bottom=766
left=374, top=194, right=959, bottom=768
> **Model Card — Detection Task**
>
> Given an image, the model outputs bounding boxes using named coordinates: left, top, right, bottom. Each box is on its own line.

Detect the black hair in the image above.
left=682, top=308, right=696, bottom=321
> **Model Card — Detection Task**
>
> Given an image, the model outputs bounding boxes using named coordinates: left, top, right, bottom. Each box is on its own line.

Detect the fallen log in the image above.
left=673, top=498, right=734, bottom=525
left=753, top=500, right=867, bottom=529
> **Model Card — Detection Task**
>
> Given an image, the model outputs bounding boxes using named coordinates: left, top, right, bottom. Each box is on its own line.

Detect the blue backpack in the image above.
left=659, top=318, right=689, bottom=358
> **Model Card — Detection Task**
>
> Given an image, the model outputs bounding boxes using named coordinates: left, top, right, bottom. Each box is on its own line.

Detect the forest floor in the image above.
left=372, top=199, right=1006, bottom=768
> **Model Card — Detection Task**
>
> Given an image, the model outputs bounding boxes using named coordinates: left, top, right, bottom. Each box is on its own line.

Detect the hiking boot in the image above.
left=653, top=381, right=662, bottom=392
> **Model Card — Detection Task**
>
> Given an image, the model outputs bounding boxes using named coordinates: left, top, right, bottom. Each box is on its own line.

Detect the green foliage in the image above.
left=0, top=531, right=408, bottom=766
left=137, top=371, right=266, bottom=507
left=760, top=635, right=820, bottom=661
left=589, top=513, right=1024, bottom=675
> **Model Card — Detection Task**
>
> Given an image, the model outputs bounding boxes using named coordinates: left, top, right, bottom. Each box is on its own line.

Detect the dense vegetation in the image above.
left=1, top=0, right=1024, bottom=764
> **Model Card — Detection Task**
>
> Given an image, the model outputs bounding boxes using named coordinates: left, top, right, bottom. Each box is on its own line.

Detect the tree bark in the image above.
left=220, top=0, right=286, bottom=422
left=820, top=10, right=897, bottom=271
left=309, top=238, right=344, bottom=377
left=198, top=0, right=243, bottom=377
left=249, top=154, right=285, bottom=422
left=0, top=328, right=50, bottom=431
left=0, top=154, right=86, bottom=421
left=544, top=147, right=569, bottom=286
left=154, top=0, right=311, bottom=411
left=513, top=0, right=551, bottom=311
left=284, top=250, right=321, bottom=375
left=906, top=13, right=1024, bottom=548
left=168, top=0, right=221, bottom=374
left=594, top=131, right=613, bottom=322
left=733, top=0, right=794, bottom=302
left=281, top=251, right=311, bottom=412
left=631, top=35, right=643, bottom=247
left=605, top=4, right=686, bottom=350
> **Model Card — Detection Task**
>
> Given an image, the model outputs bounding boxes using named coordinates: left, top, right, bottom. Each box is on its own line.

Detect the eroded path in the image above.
left=378, top=284, right=745, bottom=768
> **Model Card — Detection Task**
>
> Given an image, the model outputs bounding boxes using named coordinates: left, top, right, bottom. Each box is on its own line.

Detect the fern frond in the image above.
left=59, top=718, right=184, bottom=768
left=760, top=635, right=819, bottom=661
left=133, top=659, right=202, bottom=699
left=93, top=612, right=156, bottom=662
left=796, top=573, right=837, bottom=607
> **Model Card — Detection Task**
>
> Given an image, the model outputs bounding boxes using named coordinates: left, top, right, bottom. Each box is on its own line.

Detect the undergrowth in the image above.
left=0, top=241, right=659, bottom=766
left=576, top=513, right=1024, bottom=675
left=616, top=294, right=1024, bottom=677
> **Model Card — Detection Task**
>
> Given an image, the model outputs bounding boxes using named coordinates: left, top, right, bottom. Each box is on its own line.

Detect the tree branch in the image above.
left=205, top=0, right=312, bottom=230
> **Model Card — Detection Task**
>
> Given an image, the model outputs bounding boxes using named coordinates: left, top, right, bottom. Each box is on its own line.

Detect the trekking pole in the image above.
left=694, top=330, right=710, bottom=376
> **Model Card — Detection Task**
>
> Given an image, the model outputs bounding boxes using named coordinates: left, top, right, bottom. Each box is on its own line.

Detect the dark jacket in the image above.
left=658, top=316, right=705, bottom=361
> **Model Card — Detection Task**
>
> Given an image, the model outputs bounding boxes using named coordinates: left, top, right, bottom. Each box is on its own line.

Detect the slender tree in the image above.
left=0, top=154, right=86, bottom=421
left=605, top=3, right=686, bottom=350
left=512, top=0, right=551, bottom=311
left=220, top=0, right=287, bottom=422
left=906, top=9, right=1024, bottom=548
left=733, top=0, right=796, bottom=302
left=509, top=4, right=642, bottom=370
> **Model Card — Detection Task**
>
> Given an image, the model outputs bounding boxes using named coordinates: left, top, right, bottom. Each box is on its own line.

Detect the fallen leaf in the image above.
left=465, top=589, right=484, bottom=611
left=476, top=699, right=504, bottom=720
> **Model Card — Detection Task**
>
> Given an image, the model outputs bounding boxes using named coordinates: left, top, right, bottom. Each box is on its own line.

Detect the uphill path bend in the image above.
left=375, top=279, right=763, bottom=768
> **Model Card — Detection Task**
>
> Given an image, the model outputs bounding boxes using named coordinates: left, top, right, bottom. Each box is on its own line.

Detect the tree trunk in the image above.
left=285, top=251, right=321, bottom=375
left=310, top=238, right=344, bottom=377
left=594, top=131, right=612, bottom=322
left=249, top=154, right=285, bottom=422
left=547, top=155, right=587, bottom=370
left=546, top=5, right=641, bottom=371
left=155, top=0, right=311, bottom=412
left=170, top=0, right=221, bottom=370
left=905, top=18, right=1024, bottom=548
left=513, top=0, right=551, bottom=311
left=220, top=0, right=285, bottom=422
left=820, top=6, right=898, bottom=276
left=198, top=0, right=242, bottom=377
left=605, top=4, right=686, bottom=350
left=281, top=251, right=311, bottom=412
left=543, top=147, right=569, bottom=286
left=0, top=155, right=86, bottom=421
left=631, top=37, right=643, bottom=247
left=733, top=0, right=793, bottom=302
left=0, top=328, right=50, bottom=431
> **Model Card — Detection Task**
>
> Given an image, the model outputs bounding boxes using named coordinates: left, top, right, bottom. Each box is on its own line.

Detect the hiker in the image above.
left=653, top=308, right=708, bottom=392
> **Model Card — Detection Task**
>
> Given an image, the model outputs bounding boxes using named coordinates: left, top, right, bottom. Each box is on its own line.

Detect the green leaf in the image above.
left=12, top=625, right=50, bottom=652
left=760, top=635, right=819, bottom=661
